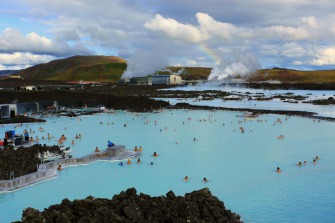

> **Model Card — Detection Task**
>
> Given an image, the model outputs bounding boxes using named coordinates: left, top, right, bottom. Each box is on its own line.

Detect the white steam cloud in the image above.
left=208, top=53, right=261, bottom=81
left=121, top=50, right=168, bottom=79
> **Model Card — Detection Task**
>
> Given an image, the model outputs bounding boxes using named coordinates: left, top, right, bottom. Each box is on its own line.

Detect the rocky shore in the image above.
left=17, top=187, right=242, bottom=223
left=0, top=115, right=45, bottom=124
left=0, top=84, right=334, bottom=123
left=0, top=144, right=61, bottom=180
left=173, top=103, right=335, bottom=122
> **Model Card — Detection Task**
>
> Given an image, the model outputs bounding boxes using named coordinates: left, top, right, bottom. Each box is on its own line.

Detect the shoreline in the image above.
left=1, top=102, right=334, bottom=126
left=170, top=103, right=335, bottom=122
left=0, top=148, right=140, bottom=193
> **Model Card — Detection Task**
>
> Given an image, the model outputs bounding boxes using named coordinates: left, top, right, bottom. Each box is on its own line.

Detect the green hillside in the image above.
left=14, top=55, right=335, bottom=84
left=16, top=55, right=127, bottom=82
left=247, top=68, right=335, bottom=84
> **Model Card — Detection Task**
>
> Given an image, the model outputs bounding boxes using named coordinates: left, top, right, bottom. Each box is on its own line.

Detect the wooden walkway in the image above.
left=0, top=150, right=140, bottom=192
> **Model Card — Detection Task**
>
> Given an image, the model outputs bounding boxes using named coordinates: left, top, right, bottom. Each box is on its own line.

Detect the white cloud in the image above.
left=1, top=0, right=335, bottom=70
left=186, top=60, right=197, bottom=66
left=0, top=52, right=55, bottom=65
left=310, top=47, right=335, bottom=66
left=144, top=14, right=208, bottom=43
left=195, top=13, right=249, bottom=39
left=0, top=28, right=93, bottom=56
left=0, top=52, right=56, bottom=70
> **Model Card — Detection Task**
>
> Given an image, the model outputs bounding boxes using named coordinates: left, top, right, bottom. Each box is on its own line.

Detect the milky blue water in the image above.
left=1, top=110, right=335, bottom=223
left=160, top=85, right=335, bottom=118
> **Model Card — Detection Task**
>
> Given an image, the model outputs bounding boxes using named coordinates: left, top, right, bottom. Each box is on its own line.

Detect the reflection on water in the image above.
left=0, top=110, right=335, bottom=222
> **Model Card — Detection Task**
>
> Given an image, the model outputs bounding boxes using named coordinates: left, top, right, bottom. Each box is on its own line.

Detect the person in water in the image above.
left=153, top=152, right=159, bottom=157
left=184, top=176, right=188, bottom=181
left=150, top=162, right=153, bottom=165
left=119, top=162, right=123, bottom=166
left=137, top=158, right=141, bottom=164
left=276, top=167, right=282, bottom=173
left=297, top=162, right=302, bottom=166
left=313, top=159, right=317, bottom=164
left=95, top=147, right=100, bottom=152
left=203, top=177, right=208, bottom=183
left=57, top=165, right=62, bottom=171
left=127, top=159, right=132, bottom=164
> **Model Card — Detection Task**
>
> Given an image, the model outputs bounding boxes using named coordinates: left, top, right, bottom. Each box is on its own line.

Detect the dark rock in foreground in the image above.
left=19, top=188, right=242, bottom=223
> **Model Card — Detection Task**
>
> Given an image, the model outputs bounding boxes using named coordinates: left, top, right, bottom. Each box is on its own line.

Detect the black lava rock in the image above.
left=18, top=187, right=243, bottom=223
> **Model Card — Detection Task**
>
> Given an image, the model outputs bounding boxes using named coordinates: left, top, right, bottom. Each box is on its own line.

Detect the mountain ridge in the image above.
left=12, top=55, right=335, bottom=83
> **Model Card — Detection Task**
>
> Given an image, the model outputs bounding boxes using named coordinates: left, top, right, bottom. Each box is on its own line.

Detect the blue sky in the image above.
left=0, top=0, right=335, bottom=72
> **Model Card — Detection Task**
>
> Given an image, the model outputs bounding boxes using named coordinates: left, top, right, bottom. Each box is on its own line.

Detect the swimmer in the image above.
left=297, top=162, right=302, bottom=166
left=150, top=162, right=153, bottom=165
left=119, top=162, right=123, bottom=166
left=139, top=146, right=142, bottom=152
left=153, top=152, right=159, bottom=157
left=315, top=156, right=319, bottom=160
left=71, top=140, right=75, bottom=145
left=127, top=159, right=132, bottom=164
left=304, top=160, right=307, bottom=164
left=276, top=167, right=282, bottom=173
left=184, top=176, right=188, bottom=181
left=137, top=158, right=141, bottom=164
left=57, top=165, right=62, bottom=171
left=95, top=147, right=100, bottom=152
left=134, top=146, right=138, bottom=152
left=203, top=177, right=208, bottom=183
left=313, top=159, right=317, bottom=164
left=47, top=133, right=51, bottom=139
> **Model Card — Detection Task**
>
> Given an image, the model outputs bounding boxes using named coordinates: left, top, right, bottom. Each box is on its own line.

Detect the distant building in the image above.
left=6, top=101, right=58, bottom=116
left=0, top=104, right=10, bottom=119
left=16, top=102, right=39, bottom=114
left=118, top=78, right=130, bottom=85
left=20, top=86, right=36, bottom=91
left=129, top=77, right=152, bottom=85
left=152, top=75, right=182, bottom=85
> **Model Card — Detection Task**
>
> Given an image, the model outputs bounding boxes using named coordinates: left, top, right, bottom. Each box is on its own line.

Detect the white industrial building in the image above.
left=152, top=75, right=182, bottom=85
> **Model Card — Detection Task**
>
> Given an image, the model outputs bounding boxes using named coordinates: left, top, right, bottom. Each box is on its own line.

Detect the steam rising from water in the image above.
left=208, top=53, right=261, bottom=81
left=122, top=51, right=168, bottom=79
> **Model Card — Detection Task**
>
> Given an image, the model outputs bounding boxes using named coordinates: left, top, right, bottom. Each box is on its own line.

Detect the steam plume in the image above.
left=208, top=53, right=261, bottom=81
left=122, top=50, right=168, bottom=79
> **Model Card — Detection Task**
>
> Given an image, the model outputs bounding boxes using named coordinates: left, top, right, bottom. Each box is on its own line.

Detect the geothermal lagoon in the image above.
left=0, top=87, right=335, bottom=222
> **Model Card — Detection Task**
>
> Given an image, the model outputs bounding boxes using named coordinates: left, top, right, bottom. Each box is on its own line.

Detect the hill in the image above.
left=16, top=55, right=127, bottom=82
left=13, top=55, right=335, bottom=84
left=247, top=68, right=335, bottom=84
left=0, top=70, right=19, bottom=76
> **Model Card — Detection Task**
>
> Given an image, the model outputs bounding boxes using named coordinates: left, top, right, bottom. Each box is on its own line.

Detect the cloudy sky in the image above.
left=1, top=0, right=335, bottom=71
